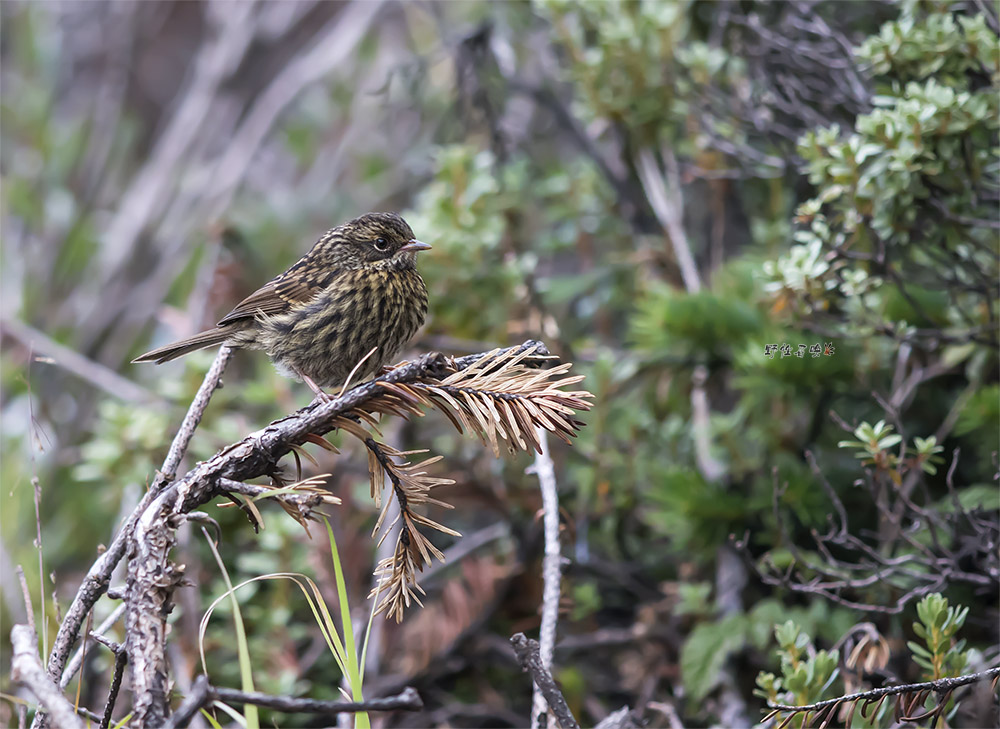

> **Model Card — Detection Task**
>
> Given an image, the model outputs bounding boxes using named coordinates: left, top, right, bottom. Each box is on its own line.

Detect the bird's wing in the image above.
left=216, top=265, right=329, bottom=326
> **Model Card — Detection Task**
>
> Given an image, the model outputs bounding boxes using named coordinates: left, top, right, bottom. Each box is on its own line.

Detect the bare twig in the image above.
left=31, top=476, right=45, bottom=677
left=162, top=675, right=422, bottom=728
left=59, top=603, right=125, bottom=691
left=156, top=345, right=234, bottom=488
left=635, top=148, right=702, bottom=293
left=218, top=684, right=421, bottom=714
left=765, top=666, right=1000, bottom=715
left=10, top=625, right=84, bottom=729
left=99, top=647, right=127, bottom=729
left=510, top=632, right=580, bottom=729
left=527, top=428, right=563, bottom=729
left=16, top=566, right=35, bottom=636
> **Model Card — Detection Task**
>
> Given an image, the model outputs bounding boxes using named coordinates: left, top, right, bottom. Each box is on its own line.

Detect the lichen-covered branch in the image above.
left=11, top=625, right=84, bottom=729
left=510, top=632, right=580, bottom=729
left=36, top=346, right=232, bottom=729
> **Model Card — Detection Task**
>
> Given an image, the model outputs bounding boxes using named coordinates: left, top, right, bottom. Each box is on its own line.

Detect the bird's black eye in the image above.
left=373, top=237, right=389, bottom=252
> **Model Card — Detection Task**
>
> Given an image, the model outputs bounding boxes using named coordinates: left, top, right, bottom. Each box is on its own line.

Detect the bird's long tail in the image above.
left=132, top=328, right=231, bottom=364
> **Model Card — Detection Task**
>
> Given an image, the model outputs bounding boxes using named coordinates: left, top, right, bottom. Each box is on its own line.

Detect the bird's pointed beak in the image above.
left=399, top=239, right=432, bottom=253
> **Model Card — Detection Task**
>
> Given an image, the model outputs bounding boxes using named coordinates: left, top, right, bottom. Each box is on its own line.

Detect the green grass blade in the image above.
left=324, top=517, right=369, bottom=729
left=201, top=528, right=259, bottom=729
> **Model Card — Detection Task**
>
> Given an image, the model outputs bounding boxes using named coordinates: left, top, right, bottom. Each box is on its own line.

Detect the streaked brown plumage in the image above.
left=134, top=212, right=430, bottom=396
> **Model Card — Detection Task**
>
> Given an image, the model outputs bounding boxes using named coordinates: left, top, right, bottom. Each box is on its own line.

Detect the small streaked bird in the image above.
left=134, top=212, right=430, bottom=398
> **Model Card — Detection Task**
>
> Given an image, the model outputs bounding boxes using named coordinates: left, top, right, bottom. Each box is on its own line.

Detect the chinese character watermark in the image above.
left=763, top=343, right=836, bottom=359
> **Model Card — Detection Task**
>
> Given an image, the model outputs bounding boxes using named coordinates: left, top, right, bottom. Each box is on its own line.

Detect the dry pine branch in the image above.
left=311, top=344, right=592, bottom=619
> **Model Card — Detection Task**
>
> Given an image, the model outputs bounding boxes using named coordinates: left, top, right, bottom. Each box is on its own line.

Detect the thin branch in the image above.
left=635, top=148, right=703, bottom=293
left=59, top=603, right=125, bottom=690
left=10, top=625, right=84, bottom=729
left=214, top=685, right=423, bottom=714
left=16, top=566, right=35, bottom=636
left=156, top=345, right=234, bottom=487
left=528, top=428, right=563, bottom=729
left=99, top=647, right=127, bottom=729
left=162, top=676, right=422, bottom=729
left=511, top=632, right=580, bottom=729
left=766, top=666, right=1000, bottom=714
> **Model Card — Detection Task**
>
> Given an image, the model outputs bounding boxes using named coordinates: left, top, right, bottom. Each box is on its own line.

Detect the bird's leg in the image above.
left=299, top=372, right=333, bottom=403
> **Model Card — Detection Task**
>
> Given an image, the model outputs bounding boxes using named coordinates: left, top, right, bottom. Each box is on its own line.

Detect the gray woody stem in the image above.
left=11, top=625, right=84, bottom=729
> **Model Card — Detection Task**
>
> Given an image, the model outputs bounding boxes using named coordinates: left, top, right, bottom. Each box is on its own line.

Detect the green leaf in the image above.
left=877, top=434, right=902, bottom=449
left=681, top=615, right=747, bottom=701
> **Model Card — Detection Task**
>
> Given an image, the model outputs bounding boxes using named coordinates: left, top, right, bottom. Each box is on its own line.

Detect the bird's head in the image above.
left=330, top=212, right=431, bottom=269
